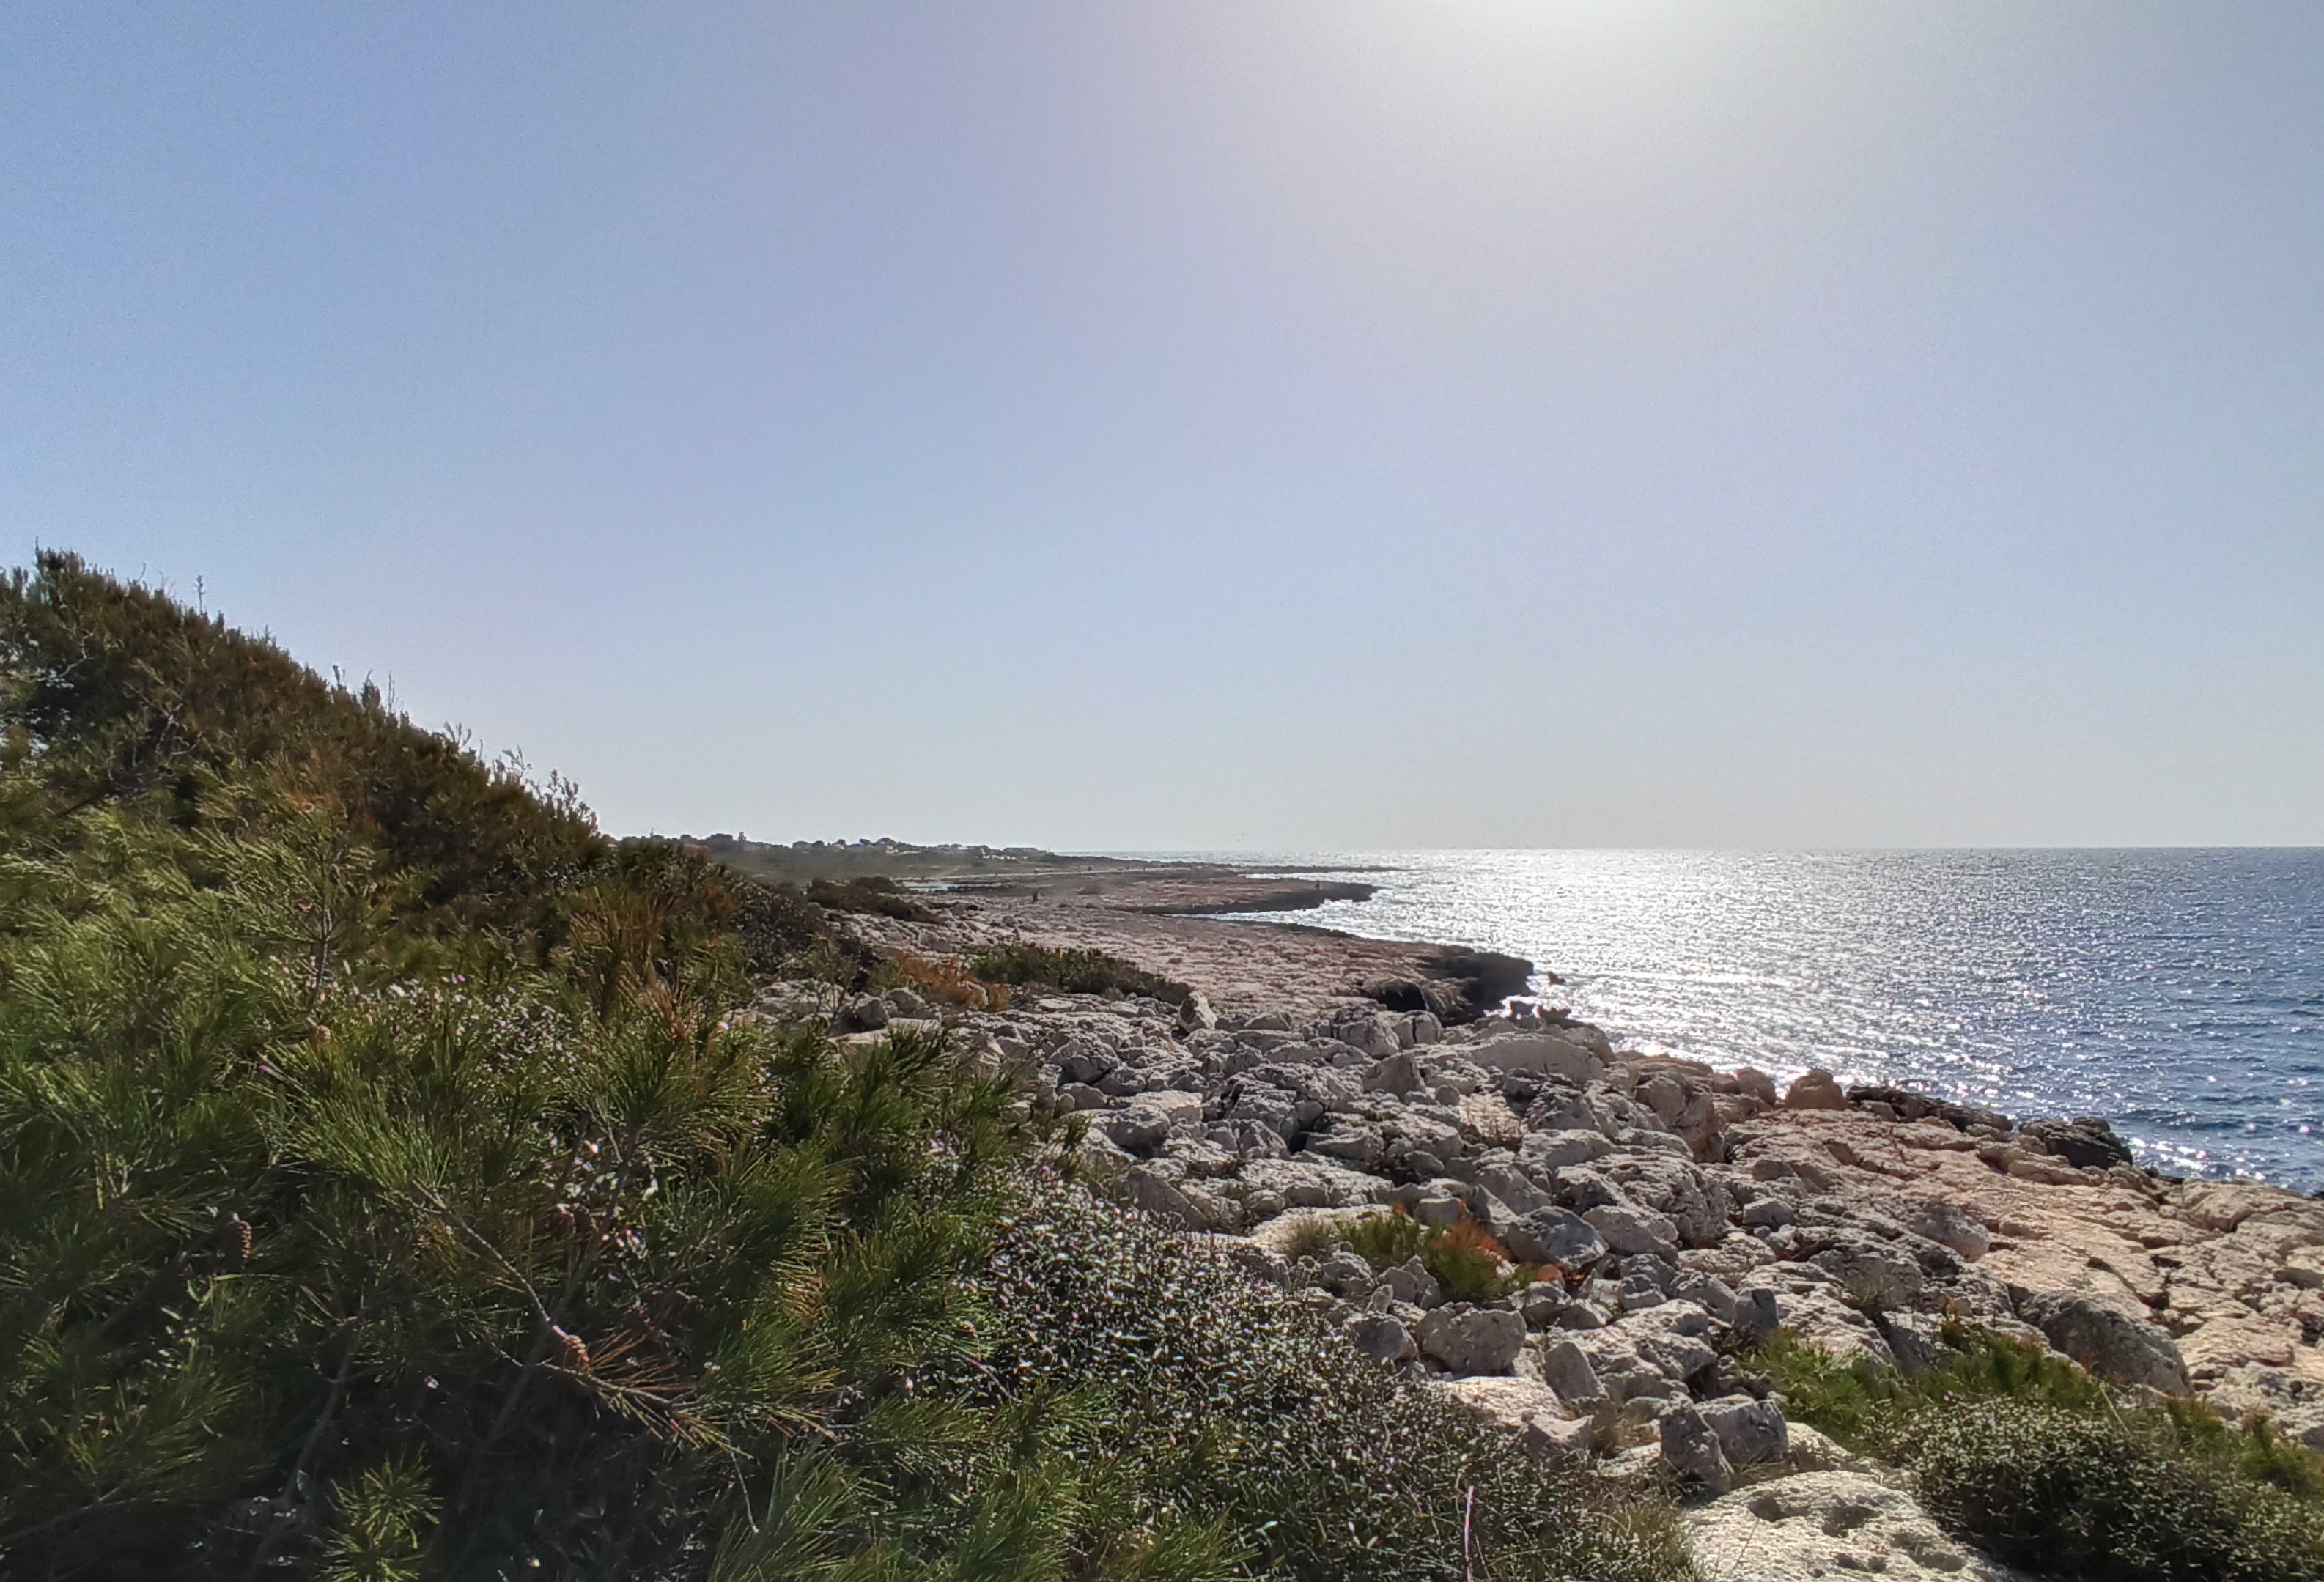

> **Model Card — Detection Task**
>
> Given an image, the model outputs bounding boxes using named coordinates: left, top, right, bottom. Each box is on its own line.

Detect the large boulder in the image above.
left=1697, top=1394, right=1789, bottom=1466
left=1812, top=1238, right=1925, bottom=1311
left=1540, top=1338, right=1608, bottom=1405
left=1502, top=1207, right=1607, bottom=1268
left=1362, top=1051, right=1426, bottom=1095
left=1344, top=1312, right=1417, bottom=1364
left=1600, top=1154, right=1733, bottom=1246
left=1783, top=1069, right=1848, bottom=1110
left=1618, top=1301, right=1719, bottom=1383
left=1416, top=1304, right=1528, bottom=1374
left=1467, top=1031, right=1606, bottom=1085
left=2020, top=1115, right=2136, bottom=1170
left=1332, top=1013, right=1404, bottom=1057
left=1314, top=1249, right=1374, bottom=1295
left=1674, top=1271, right=1739, bottom=1323
left=1733, top=1287, right=1780, bottom=1345
left=1458, top=1092, right=1527, bottom=1149
left=1433, top=1375, right=1588, bottom=1461
left=1903, top=1197, right=1992, bottom=1261
left=1376, top=1255, right=1442, bottom=1308
left=1584, top=1202, right=1679, bottom=1260
left=1232, top=1158, right=1394, bottom=1210
left=1302, top=1121, right=1387, bottom=1170
left=1767, top=1286, right=1895, bottom=1369
left=2017, top=1290, right=2191, bottom=1392
left=1519, top=1128, right=1612, bottom=1169
left=1054, top=1035, right=1116, bottom=1086
left=1219, top=1079, right=1302, bottom=1139
left=1658, top=1405, right=1735, bottom=1493
left=1122, top=1167, right=1200, bottom=1227
left=1097, top=1104, right=1173, bottom=1153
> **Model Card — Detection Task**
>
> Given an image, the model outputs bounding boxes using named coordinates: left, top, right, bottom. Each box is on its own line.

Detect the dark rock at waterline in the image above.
left=1846, top=1084, right=2014, bottom=1135
left=1364, top=946, right=1538, bottom=1024
left=2021, top=1115, right=2136, bottom=1171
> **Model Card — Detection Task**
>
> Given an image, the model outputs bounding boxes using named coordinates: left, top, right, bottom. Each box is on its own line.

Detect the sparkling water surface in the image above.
left=1151, top=850, right=2324, bottom=1191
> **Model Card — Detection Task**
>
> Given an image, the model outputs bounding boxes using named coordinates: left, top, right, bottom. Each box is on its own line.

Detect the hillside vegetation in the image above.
left=0, top=554, right=1682, bottom=1582
left=1756, top=1326, right=2324, bottom=1581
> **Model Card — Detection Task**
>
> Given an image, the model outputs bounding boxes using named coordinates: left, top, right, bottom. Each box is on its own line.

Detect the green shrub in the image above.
left=0, top=550, right=602, bottom=940
left=0, top=552, right=1683, bottom=1582
left=1344, top=1207, right=1431, bottom=1268
left=1421, top=1219, right=1535, bottom=1304
left=1281, top=1216, right=1348, bottom=1261
left=0, top=802, right=1041, bottom=1578
left=962, top=1178, right=1689, bottom=1582
left=1752, top=1323, right=2109, bottom=1444
left=1755, top=1325, right=2324, bottom=1581
left=1907, top=1400, right=2324, bottom=1582
left=1287, top=1210, right=1531, bottom=1303
left=0, top=554, right=1196, bottom=1581
left=968, top=943, right=1189, bottom=1005
left=805, top=875, right=934, bottom=921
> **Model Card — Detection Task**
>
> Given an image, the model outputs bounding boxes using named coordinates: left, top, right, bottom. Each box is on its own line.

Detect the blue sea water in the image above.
left=1184, top=850, right=2324, bottom=1191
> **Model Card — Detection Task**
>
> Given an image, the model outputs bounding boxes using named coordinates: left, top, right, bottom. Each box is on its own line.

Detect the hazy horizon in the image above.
left=7, top=4, right=2320, bottom=851
left=694, top=838, right=2324, bottom=856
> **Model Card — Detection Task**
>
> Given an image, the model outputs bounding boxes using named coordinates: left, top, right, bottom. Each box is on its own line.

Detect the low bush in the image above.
left=890, top=949, right=1013, bottom=1011
left=0, top=805, right=1045, bottom=1579
left=1756, top=1324, right=2324, bottom=1581
left=1908, top=1400, right=2324, bottom=1582
left=959, top=1178, right=1690, bottom=1582
left=1281, top=1216, right=1349, bottom=1261
left=1424, top=1219, right=1537, bottom=1304
left=1343, top=1207, right=1432, bottom=1268
left=1299, top=1209, right=1540, bottom=1304
left=805, top=875, right=934, bottom=921
left=967, top=943, right=1189, bottom=1006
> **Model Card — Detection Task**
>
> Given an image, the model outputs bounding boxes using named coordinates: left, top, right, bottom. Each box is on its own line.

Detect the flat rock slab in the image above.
left=1688, top=1470, right=2032, bottom=1582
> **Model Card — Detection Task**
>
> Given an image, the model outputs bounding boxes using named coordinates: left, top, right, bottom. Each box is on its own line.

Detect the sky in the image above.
left=4, top=3, right=2320, bottom=850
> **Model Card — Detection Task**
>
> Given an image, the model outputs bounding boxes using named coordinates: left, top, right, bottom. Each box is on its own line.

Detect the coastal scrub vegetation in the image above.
left=0, top=552, right=1683, bottom=1582
left=966, top=943, right=1189, bottom=1007
left=1756, top=1324, right=2324, bottom=1581
left=967, top=1179, right=1687, bottom=1582
left=886, top=950, right=1014, bottom=1013
left=804, top=875, right=934, bottom=922
left=1292, top=1208, right=1546, bottom=1305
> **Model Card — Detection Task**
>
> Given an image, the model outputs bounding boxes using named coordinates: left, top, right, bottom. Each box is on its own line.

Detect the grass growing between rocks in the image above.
left=888, top=948, right=1015, bottom=1011
left=1755, top=1325, right=2324, bottom=1581
left=1290, top=1209, right=1544, bottom=1305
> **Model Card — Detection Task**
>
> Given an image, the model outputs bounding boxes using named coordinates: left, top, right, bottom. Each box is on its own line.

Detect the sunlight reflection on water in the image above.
left=1157, top=849, right=2324, bottom=1191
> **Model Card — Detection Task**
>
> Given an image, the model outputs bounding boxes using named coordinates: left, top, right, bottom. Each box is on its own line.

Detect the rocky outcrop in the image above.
left=2016, top=1289, right=2191, bottom=1392
left=1416, top=1305, right=1527, bottom=1373
left=1365, top=946, right=1538, bottom=1023
left=1658, top=1405, right=1735, bottom=1493
left=753, top=966, right=2324, bottom=1452
left=1688, top=1471, right=2033, bottom=1581
left=744, top=865, right=2324, bottom=1578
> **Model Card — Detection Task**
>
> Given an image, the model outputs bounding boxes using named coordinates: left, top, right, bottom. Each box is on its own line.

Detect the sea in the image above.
left=1162, top=850, right=2324, bottom=1193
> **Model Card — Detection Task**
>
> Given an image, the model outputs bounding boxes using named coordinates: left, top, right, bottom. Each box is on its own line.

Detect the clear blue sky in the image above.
left=5, top=4, right=2319, bottom=849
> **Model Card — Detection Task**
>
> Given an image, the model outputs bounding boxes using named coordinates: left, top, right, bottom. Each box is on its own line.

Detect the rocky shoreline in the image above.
left=758, top=875, right=2324, bottom=1578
